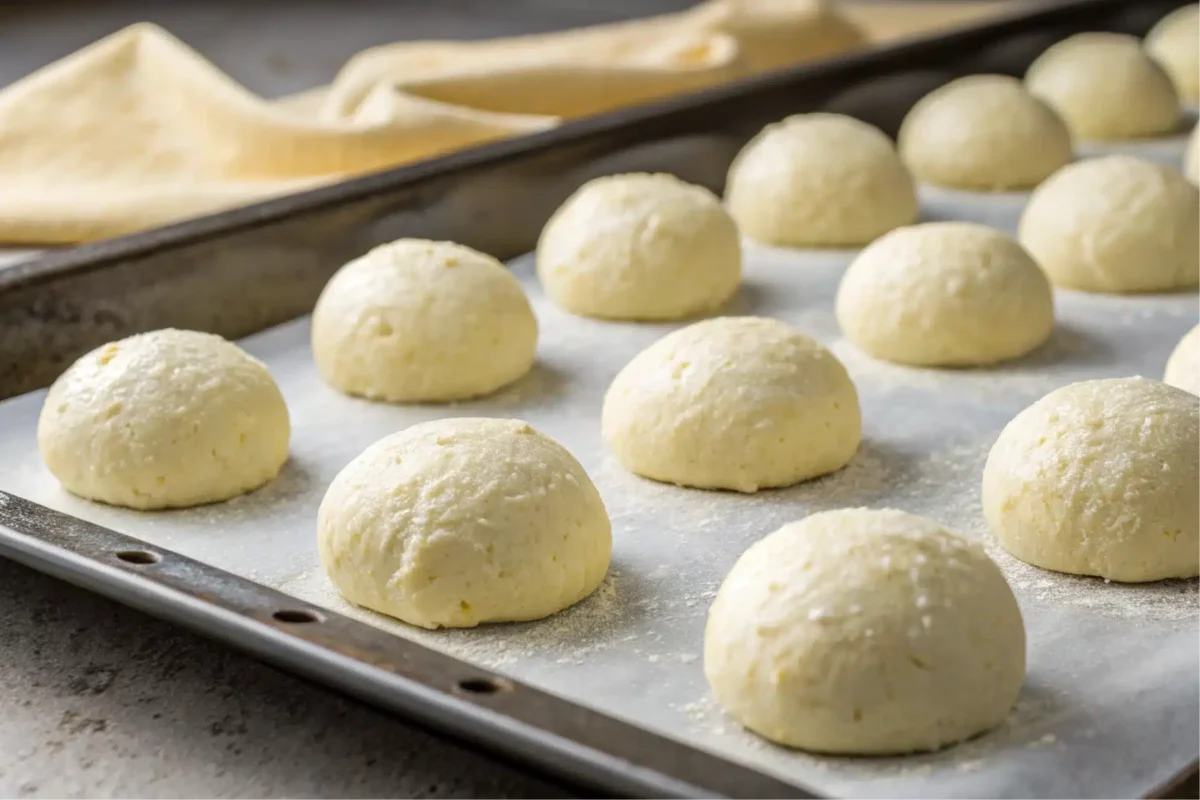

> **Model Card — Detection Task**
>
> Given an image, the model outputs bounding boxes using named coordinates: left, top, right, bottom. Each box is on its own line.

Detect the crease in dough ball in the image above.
left=725, top=112, right=918, bottom=247
left=536, top=173, right=742, bottom=321
left=318, top=418, right=612, bottom=629
left=1017, top=155, right=1200, bottom=293
left=836, top=222, right=1054, bottom=367
left=898, top=74, right=1072, bottom=191
left=602, top=316, right=861, bottom=493
left=311, top=238, right=537, bottom=403
left=38, top=329, right=290, bottom=510
left=983, top=377, right=1199, bottom=582
left=1025, top=32, right=1181, bottom=141
left=1146, top=4, right=1200, bottom=104
left=704, top=508, right=1026, bottom=754
left=1165, top=324, right=1200, bottom=394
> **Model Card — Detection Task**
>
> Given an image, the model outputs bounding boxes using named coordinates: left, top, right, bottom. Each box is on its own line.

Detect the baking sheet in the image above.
left=1, top=136, right=1197, bottom=797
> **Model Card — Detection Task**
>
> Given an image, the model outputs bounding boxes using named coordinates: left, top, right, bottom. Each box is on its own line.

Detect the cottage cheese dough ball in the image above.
left=725, top=113, right=918, bottom=247
left=1165, top=324, right=1200, bottom=394
left=898, top=75, right=1072, bottom=191
left=983, top=378, right=1200, bottom=582
left=1018, top=155, right=1200, bottom=293
left=38, top=329, right=290, bottom=510
left=318, top=418, right=611, bottom=629
left=536, top=173, right=741, bottom=321
left=1025, top=32, right=1180, bottom=141
left=602, top=317, right=860, bottom=493
left=1146, top=4, right=1200, bottom=104
left=312, top=239, right=537, bottom=402
left=837, top=223, right=1053, bottom=367
left=704, top=508, right=1026, bottom=754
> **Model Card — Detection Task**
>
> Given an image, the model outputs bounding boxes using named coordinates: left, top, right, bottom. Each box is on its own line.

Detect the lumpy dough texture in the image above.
left=1146, top=4, right=1200, bottom=104
left=983, top=377, right=1200, bottom=582
left=836, top=222, right=1054, bottom=367
left=38, top=329, right=290, bottom=510
left=898, top=74, right=1072, bottom=191
left=725, top=113, right=918, bottom=247
left=1025, top=32, right=1180, bottom=141
left=317, top=418, right=612, bottom=629
left=602, top=316, right=861, bottom=492
left=1018, top=155, right=1200, bottom=293
left=704, top=508, right=1026, bottom=754
left=311, top=238, right=537, bottom=402
left=536, top=173, right=741, bottom=320
left=1165, top=324, right=1200, bottom=395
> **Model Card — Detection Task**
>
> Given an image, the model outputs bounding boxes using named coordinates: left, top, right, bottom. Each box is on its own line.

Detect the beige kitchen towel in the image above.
left=0, top=0, right=1008, bottom=244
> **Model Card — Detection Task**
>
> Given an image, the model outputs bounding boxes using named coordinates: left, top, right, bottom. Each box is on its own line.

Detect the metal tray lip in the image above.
left=0, top=492, right=818, bottom=800
left=0, top=0, right=1107, bottom=296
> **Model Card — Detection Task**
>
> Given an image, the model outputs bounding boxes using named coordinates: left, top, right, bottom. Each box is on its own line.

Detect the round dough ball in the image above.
left=602, top=317, right=860, bottom=492
left=725, top=113, right=918, bottom=247
left=1025, top=32, right=1180, bottom=141
left=1165, top=324, right=1200, bottom=394
left=983, top=377, right=1200, bottom=582
left=1017, top=155, right=1200, bottom=293
left=318, top=418, right=611, bottom=629
left=536, top=173, right=741, bottom=321
left=704, top=508, right=1025, bottom=754
left=836, top=222, right=1054, bottom=367
left=312, top=239, right=537, bottom=402
left=898, top=74, right=1072, bottom=191
left=38, top=329, right=290, bottom=510
left=1146, top=4, right=1200, bottom=104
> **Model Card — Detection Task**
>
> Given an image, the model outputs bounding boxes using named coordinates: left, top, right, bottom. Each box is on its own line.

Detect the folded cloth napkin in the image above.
left=0, top=0, right=1006, bottom=244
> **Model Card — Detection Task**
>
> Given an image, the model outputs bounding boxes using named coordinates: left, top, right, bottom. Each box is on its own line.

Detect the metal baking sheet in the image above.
left=1, top=127, right=1196, bottom=796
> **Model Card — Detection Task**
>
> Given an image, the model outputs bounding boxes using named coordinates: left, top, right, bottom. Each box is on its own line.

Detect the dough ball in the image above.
left=1165, top=324, right=1200, bottom=394
left=1017, top=155, right=1200, bottom=293
left=725, top=113, right=918, bottom=247
left=536, top=173, right=741, bottom=321
left=1025, top=32, right=1180, bottom=141
left=836, top=222, right=1054, bottom=367
left=38, top=329, right=290, bottom=510
left=1146, top=4, right=1200, bottom=104
left=318, top=418, right=611, bottom=629
left=312, top=239, right=537, bottom=402
left=704, top=508, right=1025, bottom=754
left=983, top=377, right=1200, bottom=582
left=898, top=74, right=1072, bottom=191
left=602, top=316, right=860, bottom=492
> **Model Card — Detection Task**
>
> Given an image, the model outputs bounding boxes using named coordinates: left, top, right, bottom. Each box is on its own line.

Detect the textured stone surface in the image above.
left=0, top=557, right=565, bottom=798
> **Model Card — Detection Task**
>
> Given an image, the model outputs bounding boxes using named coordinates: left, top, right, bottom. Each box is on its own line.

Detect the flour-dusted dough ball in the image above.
left=1018, top=155, right=1200, bottom=293
left=602, top=317, right=860, bottom=492
left=725, top=113, right=918, bottom=247
left=536, top=173, right=741, bottom=321
left=983, top=378, right=1199, bottom=582
left=38, top=329, right=290, bottom=510
left=312, top=239, right=537, bottom=402
left=704, top=508, right=1025, bottom=754
left=318, top=418, right=611, bottom=629
left=1146, top=4, right=1200, bottom=104
left=898, top=75, right=1072, bottom=191
left=1026, top=32, right=1180, bottom=141
left=1165, top=324, right=1200, bottom=394
left=837, top=223, right=1053, bottom=367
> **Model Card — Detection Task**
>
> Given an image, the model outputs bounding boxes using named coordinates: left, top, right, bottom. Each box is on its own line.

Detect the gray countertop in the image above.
left=0, top=556, right=565, bottom=798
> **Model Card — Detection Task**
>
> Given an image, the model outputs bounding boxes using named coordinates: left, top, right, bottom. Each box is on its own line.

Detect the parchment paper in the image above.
left=0, top=139, right=1196, bottom=797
